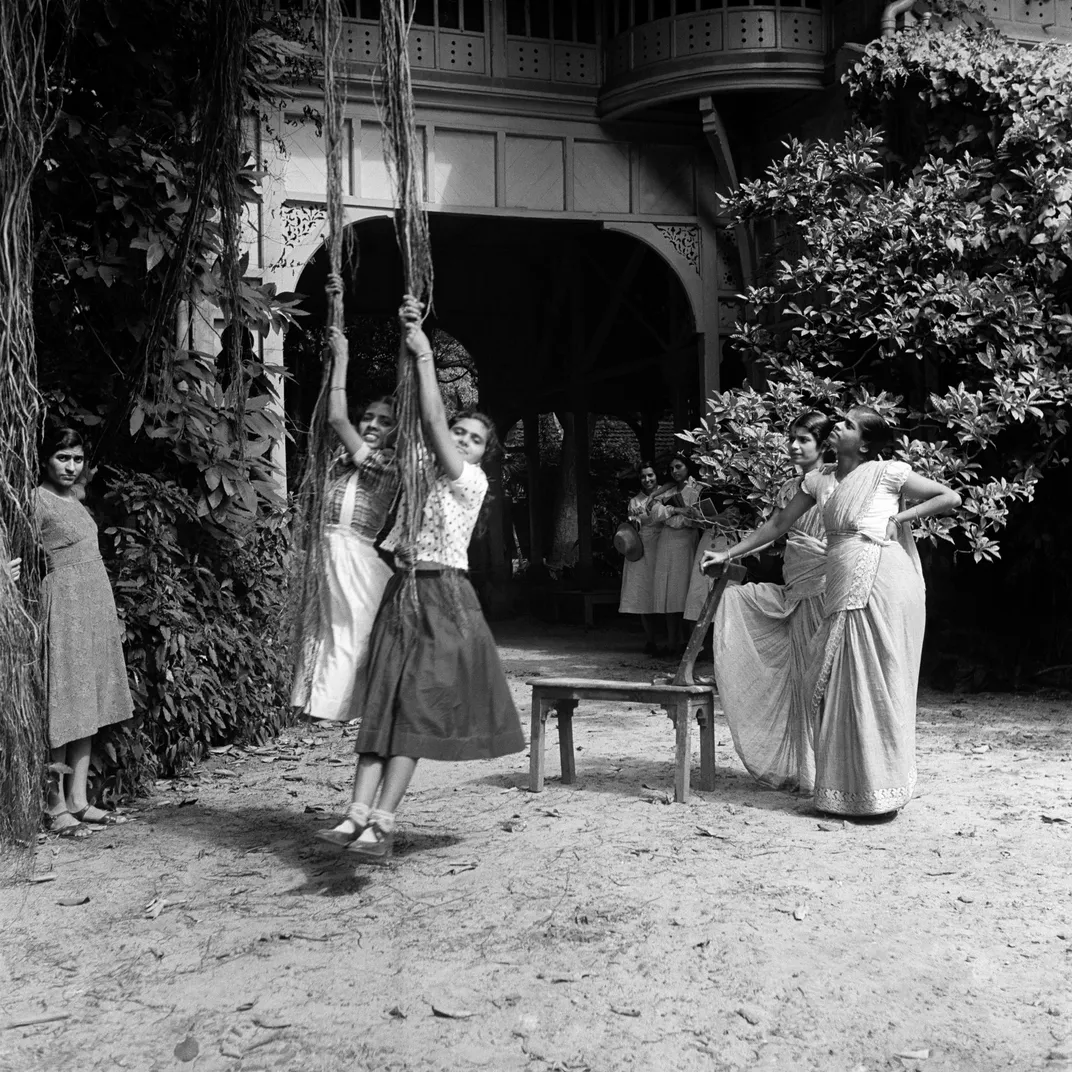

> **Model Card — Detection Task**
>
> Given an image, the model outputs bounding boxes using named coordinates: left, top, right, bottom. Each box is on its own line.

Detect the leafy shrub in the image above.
left=91, top=469, right=292, bottom=798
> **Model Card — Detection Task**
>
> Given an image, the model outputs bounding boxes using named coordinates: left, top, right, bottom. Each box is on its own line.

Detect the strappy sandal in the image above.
left=70, top=805, right=117, bottom=826
left=315, top=802, right=370, bottom=847
left=43, top=811, right=90, bottom=839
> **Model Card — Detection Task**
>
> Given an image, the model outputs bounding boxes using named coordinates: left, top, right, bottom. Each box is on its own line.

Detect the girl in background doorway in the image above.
left=617, top=462, right=664, bottom=655
left=650, top=454, right=702, bottom=656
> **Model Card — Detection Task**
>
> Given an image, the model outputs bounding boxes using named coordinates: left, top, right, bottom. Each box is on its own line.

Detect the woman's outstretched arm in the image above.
left=399, top=295, right=463, bottom=480
left=701, top=489, right=816, bottom=570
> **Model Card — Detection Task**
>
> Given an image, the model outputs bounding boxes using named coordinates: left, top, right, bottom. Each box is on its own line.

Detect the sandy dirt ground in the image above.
left=2, top=618, right=1072, bottom=1072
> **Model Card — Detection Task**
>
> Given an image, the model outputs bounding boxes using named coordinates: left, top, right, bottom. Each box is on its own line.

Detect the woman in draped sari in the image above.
left=699, top=411, right=835, bottom=792
left=704, top=406, right=960, bottom=817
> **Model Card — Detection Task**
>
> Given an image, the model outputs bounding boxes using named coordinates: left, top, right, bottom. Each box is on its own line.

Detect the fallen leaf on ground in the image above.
left=29, top=874, right=56, bottom=884
left=737, top=1004, right=763, bottom=1025
left=1041, top=815, right=1070, bottom=824
left=792, top=903, right=808, bottom=921
left=387, top=1006, right=406, bottom=1019
left=303, top=805, right=325, bottom=813
left=957, top=894, right=975, bottom=904
left=500, top=818, right=527, bottom=833
left=817, top=821, right=844, bottom=831
left=894, top=1049, right=930, bottom=1060
left=695, top=826, right=731, bottom=839
left=431, top=1004, right=474, bottom=1020
left=178, top=797, right=198, bottom=807
left=539, top=807, right=562, bottom=818
left=57, top=896, right=89, bottom=907
left=444, top=862, right=478, bottom=875
left=252, top=1017, right=291, bottom=1029
left=144, top=896, right=188, bottom=919
left=213, top=769, right=237, bottom=779
left=971, top=744, right=990, bottom=754
left=210, top=745, right=232, bottom=754
left=235, top=999, right=258, bottom=1012
left=174, top=1037, right=199, bottom=1062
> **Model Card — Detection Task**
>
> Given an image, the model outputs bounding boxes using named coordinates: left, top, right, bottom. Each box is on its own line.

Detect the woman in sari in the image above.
left=618, top=462, right=664, bottom=655
left=704, top=406, right=960, bottom=817
left=700, top=411, right=835, bottom=791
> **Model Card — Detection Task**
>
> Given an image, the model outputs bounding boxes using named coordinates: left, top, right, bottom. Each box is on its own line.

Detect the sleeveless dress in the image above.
left=291, top=448, right=399, bottom=722
left=618, top=492, right=661, bottom=615
left=803, top=461, right=925, bottom=815
left=35, top=488, right=133, bottom=748
left=711, top=469, right=836, bottom=791
left=650, top=479, right=701, bottom=614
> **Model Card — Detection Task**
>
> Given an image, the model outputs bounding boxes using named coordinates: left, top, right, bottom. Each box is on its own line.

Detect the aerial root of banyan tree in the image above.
left=0, top=0, right=77, bottom=876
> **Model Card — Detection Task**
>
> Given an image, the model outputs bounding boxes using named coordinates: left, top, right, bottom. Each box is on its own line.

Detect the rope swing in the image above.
left=290, top=0, right=437, bottom=688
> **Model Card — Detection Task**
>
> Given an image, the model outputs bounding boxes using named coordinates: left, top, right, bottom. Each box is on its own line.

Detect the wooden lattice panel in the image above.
left=505, top=136, right=564, bottom=211
left=675, top=15, right=724, bottom=55
left=408, top=30, right=436, bottom=69
left=638, top=145, right=695, bottom=216
left=553, top=44, right=599, bottom=85
left=725, top=10, right=777, bottom=49
left=432, top=130, right=496, bottom=208
left=631, top=21, right=672, bottom=68
left=605, top=32, right=630, bottom=77
left=343, top=21, right=379, bottom=64
left=573, top=140, right=631, bottom=213
left=1009, top=0, right=1056, bottom=22
left=506, top=39, right=552, bottom=80
left=780, top=10, right=825, bottom=50
left=437, top=32, right=486, bottom=75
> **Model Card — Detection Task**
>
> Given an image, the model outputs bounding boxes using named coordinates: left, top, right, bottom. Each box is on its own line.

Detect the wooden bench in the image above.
left=526, top=562, right=748, bottom=802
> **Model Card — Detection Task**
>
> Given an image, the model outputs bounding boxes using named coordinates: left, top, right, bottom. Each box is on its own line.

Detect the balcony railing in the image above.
left=599, top=2, right=830, bottom=116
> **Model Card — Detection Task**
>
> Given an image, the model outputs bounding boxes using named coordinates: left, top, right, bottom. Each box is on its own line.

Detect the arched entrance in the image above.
left=284, top=212, right=700, bottom=613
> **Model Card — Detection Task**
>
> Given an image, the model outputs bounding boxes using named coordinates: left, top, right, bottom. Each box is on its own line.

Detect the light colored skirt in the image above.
left=807, top=542, right=926, bottom=815
left=290, top=526, right=393, bottom=722
left=650, top=526, right=698, bottom=615
left=619, top=522, right=660, bottom=614
left=712, top=586, right=823, bottom=793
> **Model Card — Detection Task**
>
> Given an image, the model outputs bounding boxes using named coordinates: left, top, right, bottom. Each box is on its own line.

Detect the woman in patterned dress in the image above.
left=617, top=462, right=663, bottom=654
left=705, top=406, right=960, bottom=817
left=37, top=425, right=133, bottom=834
left=291, top=316, right=400, bottom=723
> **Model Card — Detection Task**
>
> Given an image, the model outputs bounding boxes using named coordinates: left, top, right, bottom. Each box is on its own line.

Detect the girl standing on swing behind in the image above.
left=317, top=295, right=525, bottom=857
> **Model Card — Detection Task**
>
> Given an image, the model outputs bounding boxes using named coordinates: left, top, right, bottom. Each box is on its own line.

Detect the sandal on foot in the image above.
left=43, top=812, right=90, bottom=839
left=315, top=802, right=370, bottom=847
left=70, top=805, right=117, bottom=826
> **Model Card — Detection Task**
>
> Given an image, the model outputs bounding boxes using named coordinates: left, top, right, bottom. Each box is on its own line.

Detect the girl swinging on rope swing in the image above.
left=290, top=276, right=400, bottom=723
left=316, top=296, right=525, bottom=857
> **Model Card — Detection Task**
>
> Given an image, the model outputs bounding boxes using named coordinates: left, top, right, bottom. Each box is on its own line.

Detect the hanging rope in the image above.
left=377, top=0, right=436, bottom=585
left=288, top=0, right=352, bottom=694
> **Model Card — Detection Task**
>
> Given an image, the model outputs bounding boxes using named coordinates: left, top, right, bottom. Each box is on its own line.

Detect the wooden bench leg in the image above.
left=666, top=700, right=691, bottom=803
left=696, top=699, right=716, bottom=792
left=530, top=695, right=552, bottom=793
left=555, top=700, right=578, bottom=784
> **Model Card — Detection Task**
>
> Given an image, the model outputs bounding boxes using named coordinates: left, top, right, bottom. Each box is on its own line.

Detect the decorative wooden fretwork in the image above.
left=655, top=224, right=701, bottom=274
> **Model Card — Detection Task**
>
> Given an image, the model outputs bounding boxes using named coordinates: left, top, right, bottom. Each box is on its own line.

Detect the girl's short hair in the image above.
left=40, top=424, right=84, bottom=466
left=851, top=405, right=894, bottom=457
left=788, top=410, right=833, bottom=446
left=449, top=409, right=499, bottom=537
left=450, top=409, right=500, bottom=465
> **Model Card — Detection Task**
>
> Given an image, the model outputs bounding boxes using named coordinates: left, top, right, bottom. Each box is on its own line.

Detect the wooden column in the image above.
left=524, top=411, right=544, bottom=577
left=574, top=396, right=593, bottom=591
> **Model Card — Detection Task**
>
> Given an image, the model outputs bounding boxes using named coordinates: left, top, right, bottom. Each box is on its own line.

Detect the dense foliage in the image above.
left=687, top=23, right=1072, bottom=565
left=33, top=0, right=317, bottom=792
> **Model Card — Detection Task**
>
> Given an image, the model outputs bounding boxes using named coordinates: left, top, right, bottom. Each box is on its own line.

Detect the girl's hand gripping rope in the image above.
left=399, top=295, right=433, bottom=360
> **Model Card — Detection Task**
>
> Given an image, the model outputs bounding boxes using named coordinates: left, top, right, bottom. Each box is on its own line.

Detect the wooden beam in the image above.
left=579, top=245, right=647, bottom=372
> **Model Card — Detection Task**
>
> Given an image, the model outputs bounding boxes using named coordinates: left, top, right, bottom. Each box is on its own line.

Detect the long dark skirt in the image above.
left=352, top=571, right=525, bottom=761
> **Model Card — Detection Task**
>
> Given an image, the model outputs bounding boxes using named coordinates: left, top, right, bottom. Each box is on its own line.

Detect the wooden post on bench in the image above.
left=673, top=561, right=748, bottom=686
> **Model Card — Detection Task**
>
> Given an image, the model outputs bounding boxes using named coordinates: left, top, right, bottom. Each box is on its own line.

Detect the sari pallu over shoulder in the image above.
left=807, top=460, right=926, bottom=816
